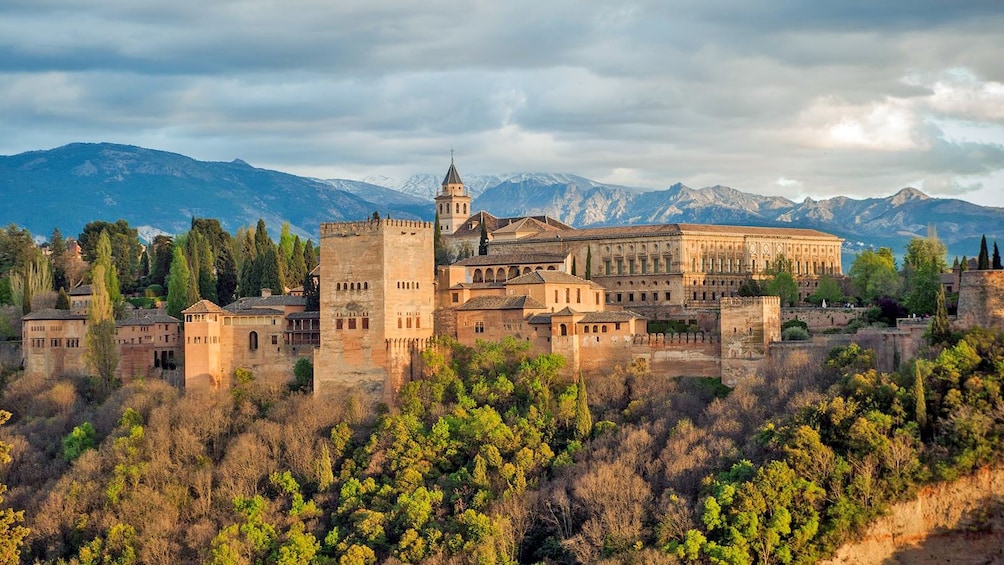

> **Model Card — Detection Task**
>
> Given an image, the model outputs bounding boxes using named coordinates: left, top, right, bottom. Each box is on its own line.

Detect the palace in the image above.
left=23, top=158, right=855, bottom=401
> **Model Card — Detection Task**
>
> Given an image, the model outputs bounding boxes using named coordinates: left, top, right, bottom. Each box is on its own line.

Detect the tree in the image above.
left=148, top=235, right=174, bottom=289
left=584, top=247, right=592, bottom=280
left=764, top=256, right=797, bottom=306
left=977, top=235, right=989, bottom=270
left=93, top=230, right=122, bottom=306
left=303, top=239, right=317, bottom=274
left=930, top=285, right=951, bottom=344
left=304, top=271, right=319, bottom=312
left=0, top=224, right=36, bottom=277
left=50, top=227, right=68, bottom=290
left=167, top=246, right=195, bottom=319
left=807, top=274, right=844, bottom=305
left=78, top=220, right=142, bottom=292
left=279, top=221, right=295, bottom=266
left=914, top=362, right=927, bottom=431
left=902, top=236, right=947, bottom=315
left=848, top=248, right=900, bottom=304
left=737, top=277, right=765, bottom=297
left=0, top=411, right=30, bottom=564
left=55, top=287, right=70, bottom=310
left=575, top=375, right=592, bottom=440
left=478, top=222, right=489, bottom=256
left=8, top=255, right=52, bottom=315
left=85, top=263, right=119, bottom=387
left=434, top=212, right=450, bottom=266
left=216, top=242, right=238, bottom=306
left=571, top=256, right=577, bottom=277
left=288, top=237, right=307, bottom=291
left=994, top=242, right=1002, bottom=270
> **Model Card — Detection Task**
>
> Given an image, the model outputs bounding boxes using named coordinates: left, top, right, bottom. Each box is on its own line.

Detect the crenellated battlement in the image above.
left=321, top=218, right=433, bottom=237
left=721, top=295, right=781, bottom=308
left=633, top=332, right=719, bottom=346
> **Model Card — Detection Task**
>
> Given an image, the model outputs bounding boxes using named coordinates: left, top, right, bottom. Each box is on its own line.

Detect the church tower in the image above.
left=434, top=155, right=471, bottom=236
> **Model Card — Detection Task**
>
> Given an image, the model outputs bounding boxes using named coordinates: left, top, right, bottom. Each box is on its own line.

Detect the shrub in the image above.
left=782, top=319, right=808, bottom=332
left=781, top=327, right=810, bottom=341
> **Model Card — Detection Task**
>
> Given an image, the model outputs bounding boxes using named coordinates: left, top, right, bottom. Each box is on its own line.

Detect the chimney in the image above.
left=261, top=288, right=272, bottom=298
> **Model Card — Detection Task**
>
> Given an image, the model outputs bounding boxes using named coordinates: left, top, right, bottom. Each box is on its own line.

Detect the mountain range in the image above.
left=2, top=142, right=1002, bottom=262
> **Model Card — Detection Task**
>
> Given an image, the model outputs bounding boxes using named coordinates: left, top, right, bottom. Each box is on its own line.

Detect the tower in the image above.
left=434, top=155, right=471, bottom=235
left=313, top=217, right=435, bottom=404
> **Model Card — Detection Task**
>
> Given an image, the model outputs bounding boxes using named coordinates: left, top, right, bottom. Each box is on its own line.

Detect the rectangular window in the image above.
left=406, top=317, right=412, bottom=329
left=652, top=257, right=659, bottom=272
left=628, top=259, right=635, bottom=274
left=605, top=261, right=611, bottom=275
left=398, top=318, right=402, bottom=329
left=415, top=317, right=420, bottom=329
left=362, top=318, right=369, bottom=330
left=641, top=259, right=648, bottom=274
left=615, top=323, right=621, bottom=330
left=629, top=293, right=634, bottom=302
left=641, top=293, right=647, bottom=301
left=349, top=318, right=357, bottom=329
left=665, top=292, right=671, bottom=301
left=271, top=335, right=278, bottom=345
left=336, top=319, right=344, bottom=330
left=452, top=292, right=459, bottom=303
left=474, top=321, right=485, bottom=334
left=617, top=260, right=623, bottom=275
left=616, top=293, right=622, bottom=302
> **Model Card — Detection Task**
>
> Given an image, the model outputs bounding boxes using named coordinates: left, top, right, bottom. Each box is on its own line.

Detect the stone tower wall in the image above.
left=719, top=295, right=781, bottom=386
left=314, top=219, right=434, bottom=405
left=957, top=270, right=1004, bottom=331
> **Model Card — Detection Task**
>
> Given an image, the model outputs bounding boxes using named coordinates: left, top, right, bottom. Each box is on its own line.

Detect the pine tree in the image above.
left=978, top=235, right=990, bottom=270
left=575, top=375, right=592, bottom=440
left=167, top=246, right=194, bottom=319
left=478, top=222, right=489, bottom=256
left=994, top=242, right=1002, bottom=270
left=584, top=247, right=592, bottom=280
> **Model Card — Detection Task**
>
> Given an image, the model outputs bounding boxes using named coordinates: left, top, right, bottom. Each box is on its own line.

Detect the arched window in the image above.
left=560, top=324, right=568, bottom=336
left=522, top=267, right=531, bottom=274
left=249, top=331, right=258, bottom=351
left=496, top=268, right=505, bottom=281
left=473, top=269, right=483, bottom=283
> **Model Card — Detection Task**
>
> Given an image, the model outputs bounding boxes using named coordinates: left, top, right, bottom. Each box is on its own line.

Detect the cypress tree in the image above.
left=303, top=240, right=318, bottom=274
left=585, top=247, right=592, bottom=280
left=930, top=285, right=951, bottom=344
left=55, top=287, right=70, bottom=310
left=167, top=246, right=194, bottom=319
left=478, top=222, right=489, bottom=256
left=914, top=362, right=927, bottom=432
left=994, top=242, right=1002, bottom=270
left=571, top=256, right=577, bottom=277
left=978, top=235, right=989, bottom=270
left=85, top=263, right=119, bottom=388
left=50, top=227, right=67, bottom=290
left=215, top=243, right=238, bottom=306
left=289, top=236, right=307, bottom=288
left=575, top=375, right=592, bottom=440
left=94, top=230, right=121, bottom=306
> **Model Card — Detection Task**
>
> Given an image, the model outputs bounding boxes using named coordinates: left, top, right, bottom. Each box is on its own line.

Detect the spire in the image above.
left=442, top=150, right=463, bottom=187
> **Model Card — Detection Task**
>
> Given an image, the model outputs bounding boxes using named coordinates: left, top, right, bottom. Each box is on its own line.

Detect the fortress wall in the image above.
left=957, top=270, right=1004, bottom=331
left=782, top=307, right=863, bottom=331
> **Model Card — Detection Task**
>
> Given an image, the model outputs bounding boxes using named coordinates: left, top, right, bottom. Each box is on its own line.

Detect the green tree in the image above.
left=849, top=247, right=900, bottom=303
left=478, top=222, right=489, bottom=256
left=148, top=235, right=174, bottom=288
left=215, top=242, right=239, bottom=306
left=166, top=246, right=196, bottom=319
left=55, top=287, right=70, bottom=310
left=807, top=274, right=844, bottom=305
left=977, top=235, right=989, bottom=270
left=902, top=236, right=947, bottom=315
left=289, top=236, right=307, bottom=291
left=279, top=221, right=295, bottom=266
left=78, top=220, right=142, bottom=292
left=738, top=276, right=766, bottom=297
left=994, top=242, right=1002, bottom=270
left=930, top=285, right=951, bottom=344
left=571, top=256, right=577, bottom=277
left=914, top=362, right=927, bottom=431
left=304, top=271, right=319, bottom=312
left=0, top=411, right=29, bottom=565
left=584, top=246, right=592, bottom=280
left=50, top=227, right=68, bottom=290
left=765, top=259, right=798, bottom=307
left=93, top=230, right=122, bottom=306
left=303, top=239, right=318, bottom=274
left=62, top=421, right=97, bottom=461
left=291, top=358, right=313, bottom=392
left=575, top=375, right=592, bottom=440
left=434, top=212, right=450, bottom=266
left=85, top=263, right=119, bottom=387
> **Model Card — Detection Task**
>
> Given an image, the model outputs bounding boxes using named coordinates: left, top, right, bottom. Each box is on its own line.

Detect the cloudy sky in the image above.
left=3, top=0, right=1004, bottom=206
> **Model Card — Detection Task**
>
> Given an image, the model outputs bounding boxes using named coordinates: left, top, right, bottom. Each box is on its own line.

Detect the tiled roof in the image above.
left=457, top=295, right=547, bottom=311
left=448, top=211, right=573, bottom=239
left=68, top=284, right=93, bottom=296
left=442, top=161, right=463, bottom=186
left=183, top=300, right=225, bottom=314
left=22, top=308, right=86, bottom=321
left=225, top=295, right=306, bottom=311
left=511, top=223, right=841, bottom=243
left=453, top=253, right=567, bottom=267
left=504, top=271, right=603, bottom=288
left=449, top=282, right=506, bottom=290
left=527, top=314, right=552, bottom=324
left=287, top=311, right=320, bottom=319
left=580, top=310, right=645, bottom=323
left=225, top=307, right=285, bottom=316
left=118, top=313, right=181, bottom=326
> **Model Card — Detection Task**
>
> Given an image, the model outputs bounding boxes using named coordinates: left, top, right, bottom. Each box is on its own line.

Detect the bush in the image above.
left=782, top=327, right=810, bottom=341
left=782, top=319, right=808, bottom=332
left=144, top=284, right=164, bottom=298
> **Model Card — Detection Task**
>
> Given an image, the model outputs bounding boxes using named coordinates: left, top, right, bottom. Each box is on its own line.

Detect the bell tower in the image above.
left=434, top=153, right=471, bottom=236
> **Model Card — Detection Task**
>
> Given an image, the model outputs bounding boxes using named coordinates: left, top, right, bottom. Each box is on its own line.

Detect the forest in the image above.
left=1, top=322, right=1003, bottom=564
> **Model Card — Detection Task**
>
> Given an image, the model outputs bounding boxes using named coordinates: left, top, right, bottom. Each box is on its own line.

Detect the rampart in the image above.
left=957, top=270, right=1004, bottom=331
left=782, top=307, right=863, bottom=331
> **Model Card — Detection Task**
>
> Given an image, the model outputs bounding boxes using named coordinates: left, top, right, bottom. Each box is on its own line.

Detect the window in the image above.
left=474, top=321, right=485, bottom=334
left=336, top=319, right=344, bottom=330
left=271, top=335, right=278, bottom=345
left=452, top=292, right=459, bottom=303
left=362, top=318, right=369, bottom=329
left=349, top=318, right=357, bottom=329
left=615, top=323, right=621, bottom=330
left=406, top=317, right=412, bottom=328
left=584, top=325, right=590, bottom=333
left=249, top=331, right=258, bottom=350
left=601, top=325, right=608, bottom=333
left=398, top=318, right=402, bottom=329
left=577, top=288, right=581, bottom=303
left=565, top=288, right=570, bottom=302
left=665, top=292, right=671, bottom=301
left=605, top=261, right=611, bottom=275
left=560, top=324, right=568, bottom=336
left=415, top=317, right=420, bottom=329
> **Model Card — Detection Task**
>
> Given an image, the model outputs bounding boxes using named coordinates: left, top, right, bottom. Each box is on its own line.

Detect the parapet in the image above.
left=720, top=295, right=781, bottom=308
left=321, top=218, right=433, bottom=236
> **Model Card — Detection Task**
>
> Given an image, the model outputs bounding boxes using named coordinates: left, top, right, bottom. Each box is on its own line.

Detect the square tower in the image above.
left=314, top=218, right=435, bottom=404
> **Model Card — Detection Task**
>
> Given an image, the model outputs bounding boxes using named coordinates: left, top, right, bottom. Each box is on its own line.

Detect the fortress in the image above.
left=44, top=159, right=1004, bottom=403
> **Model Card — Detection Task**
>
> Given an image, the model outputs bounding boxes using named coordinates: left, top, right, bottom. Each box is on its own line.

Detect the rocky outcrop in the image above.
left=824, top=466, right=1004, bottom=564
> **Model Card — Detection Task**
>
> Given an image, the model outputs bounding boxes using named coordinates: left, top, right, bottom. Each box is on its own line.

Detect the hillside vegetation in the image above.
left=1, top=329, right=1003, bottom=564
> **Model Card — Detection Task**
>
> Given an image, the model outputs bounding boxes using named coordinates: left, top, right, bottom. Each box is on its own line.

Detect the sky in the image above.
left=2, top=0, right=1004, bottom=206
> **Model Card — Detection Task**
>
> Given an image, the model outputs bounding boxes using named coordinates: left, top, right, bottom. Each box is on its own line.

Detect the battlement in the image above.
left=721, top=295, right=781, bottom=308
left=633, top=332, right=719, bottom=345
left=321, top=218, right=433, bottom=237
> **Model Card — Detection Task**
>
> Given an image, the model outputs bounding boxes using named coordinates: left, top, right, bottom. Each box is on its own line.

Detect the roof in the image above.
left=457, top=295, right=547, bottom=311
left=504, top=270, right=603, bottom=288
left=447, top=211, right=574, bottom=240
left=449, top=282, right=506, bottom=290
left=183, top=300, right=225, bottom=314
left=580, top=310, right=645, bottom=323
left=225, top=295, right=306, bottom=311
left=225, top=307, right=285, bottom=316
left=68, top=284, right=93, bottom=296
left=22, top=308, right=86, bottom=321
left=309, top=264, right=320, bottom=276
left=118, top=313, right=181, bottom=326
left=453, top=252, right=567, bottom=267
left=287, top=311, right=320, bottom=320
left=442, top=161, right=463, bottom=186
left=511, top=222, right=840, bottom=243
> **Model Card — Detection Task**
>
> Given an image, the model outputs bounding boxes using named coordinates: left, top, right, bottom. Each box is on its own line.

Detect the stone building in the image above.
left=22, top=307, right=182, bottom=382
left=312, top=218, right=435, bottom=404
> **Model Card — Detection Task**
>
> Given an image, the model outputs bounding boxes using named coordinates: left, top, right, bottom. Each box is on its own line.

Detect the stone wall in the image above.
left=720, top=296, right=781, bottom=386
left=956, top=270, right=1004, bottom=331
left=782, top=307, right=863, bottom=331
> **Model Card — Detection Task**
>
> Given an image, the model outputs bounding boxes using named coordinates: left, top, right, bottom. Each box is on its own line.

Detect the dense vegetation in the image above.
left=1, top=325, right=1002, bottom=564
